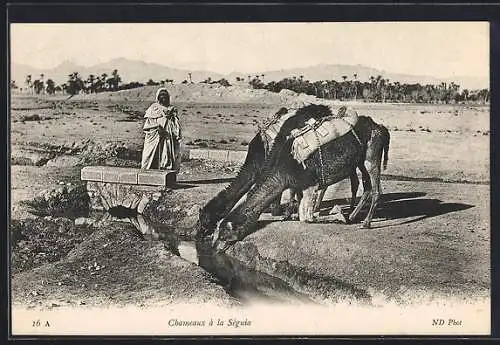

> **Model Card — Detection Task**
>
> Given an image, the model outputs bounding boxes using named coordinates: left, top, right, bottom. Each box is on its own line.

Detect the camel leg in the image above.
left=313, top=187, right=327, bottom=216
left=348, top=164, right=372, bottom=223
left=280, top=188, right=299, bottom=219
left=269, top=195, right=283, bottom=216
left=298, top=184, right=319, bottom=223
left=362, top=161, right=382, bottom=229
left=349, top=170, right=360, bottom=212
left=289, top=189, right=302, bottom=221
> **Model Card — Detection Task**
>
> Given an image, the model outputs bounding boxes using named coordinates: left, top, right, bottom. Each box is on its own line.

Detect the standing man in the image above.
left=141, top=88, right=182, bottom=175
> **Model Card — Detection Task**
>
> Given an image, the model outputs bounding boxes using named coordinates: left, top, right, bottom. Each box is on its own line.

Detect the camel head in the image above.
left=276, top=107, right=288, bottom=118
left=197, top=207, right=226, bottom=240
left=211, top=218, right=240, bottom=252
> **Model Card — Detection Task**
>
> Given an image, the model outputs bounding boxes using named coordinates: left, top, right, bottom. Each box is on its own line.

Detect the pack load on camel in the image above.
left=289, top=106, right=359, bottom=164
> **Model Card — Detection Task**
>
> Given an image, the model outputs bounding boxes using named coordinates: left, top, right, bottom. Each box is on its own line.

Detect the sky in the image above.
left=10, top=22, right=489, bottom=78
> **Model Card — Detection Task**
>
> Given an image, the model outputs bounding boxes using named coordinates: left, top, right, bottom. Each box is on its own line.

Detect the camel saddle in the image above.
left=289, top=106, right=359, bottom=164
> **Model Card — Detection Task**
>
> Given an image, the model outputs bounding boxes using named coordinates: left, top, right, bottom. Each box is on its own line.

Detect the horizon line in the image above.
left=11, top=57, right=488, bottom=81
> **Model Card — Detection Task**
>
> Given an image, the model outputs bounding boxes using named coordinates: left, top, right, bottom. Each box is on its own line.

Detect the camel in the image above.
left=197, top=104, right=336, bottom=236
left=212, top=114, right=389, bottom=250
left=301, top=118, right=390, bottom=222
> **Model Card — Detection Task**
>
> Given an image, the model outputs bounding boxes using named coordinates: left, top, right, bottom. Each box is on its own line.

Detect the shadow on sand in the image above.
left=178, top=176, right=235, bottom=185
left=248, top=192, right=474, bottom=233
left=319, top=191, right=474, bottom=228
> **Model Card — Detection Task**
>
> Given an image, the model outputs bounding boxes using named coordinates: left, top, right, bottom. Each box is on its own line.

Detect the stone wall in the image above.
left=81, top=166, right=176, bottom=212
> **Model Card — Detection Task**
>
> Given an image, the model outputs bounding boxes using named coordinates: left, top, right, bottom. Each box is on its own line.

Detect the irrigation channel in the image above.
left=74, top=206, right=315, bottom=305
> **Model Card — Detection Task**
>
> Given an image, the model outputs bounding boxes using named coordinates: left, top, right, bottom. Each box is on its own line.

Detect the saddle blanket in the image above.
left=290, top=106, right=359, bottom=163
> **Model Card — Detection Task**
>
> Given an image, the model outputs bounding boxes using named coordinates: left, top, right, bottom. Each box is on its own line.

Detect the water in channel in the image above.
left=86, top=207, right=315, bottom=305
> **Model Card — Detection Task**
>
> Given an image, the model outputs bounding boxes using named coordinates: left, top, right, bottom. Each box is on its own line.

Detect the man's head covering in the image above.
left=145, top=88, right=176, bottom=119
left=155, top=87, right=169, bottom=102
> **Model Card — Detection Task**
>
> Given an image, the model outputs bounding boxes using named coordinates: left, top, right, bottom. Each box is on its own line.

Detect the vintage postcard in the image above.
left=9, top=21, right=490, bottom=336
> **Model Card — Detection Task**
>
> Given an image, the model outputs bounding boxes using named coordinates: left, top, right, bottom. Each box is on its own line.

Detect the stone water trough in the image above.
left=81, top=166, right=176, bottom=213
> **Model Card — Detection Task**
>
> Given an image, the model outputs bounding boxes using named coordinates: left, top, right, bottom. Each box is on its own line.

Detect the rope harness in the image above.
left=341, top=117, right=362, bottom=146
left=313, top=130, right=326, bottom=187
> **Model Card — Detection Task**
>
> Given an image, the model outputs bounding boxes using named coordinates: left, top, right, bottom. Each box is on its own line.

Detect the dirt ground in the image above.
left=9, top=84, right=490, bottom=315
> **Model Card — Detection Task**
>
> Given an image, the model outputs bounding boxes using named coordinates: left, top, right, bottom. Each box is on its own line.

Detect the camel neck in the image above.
left=231, top=170, right=289, bottom=236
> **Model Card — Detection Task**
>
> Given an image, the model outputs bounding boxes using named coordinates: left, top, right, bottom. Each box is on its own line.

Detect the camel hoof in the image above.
left=330, top=212, right=347, bottom=224
left=270, top=206, right=283, bottom=217
left=329, top=205, right=342, bottom=215
left=282, top=209, right=294, bottom=220
left=290, top=214, right=299, bottom=221
left=362, top=221, right=371, bottom=229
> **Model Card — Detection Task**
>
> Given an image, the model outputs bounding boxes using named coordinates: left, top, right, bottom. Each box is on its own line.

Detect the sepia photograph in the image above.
left=9, top=21, right=490, bottom=336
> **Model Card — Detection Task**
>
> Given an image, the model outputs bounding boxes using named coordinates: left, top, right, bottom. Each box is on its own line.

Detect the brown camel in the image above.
left=212, top=114, right=389, bottom=251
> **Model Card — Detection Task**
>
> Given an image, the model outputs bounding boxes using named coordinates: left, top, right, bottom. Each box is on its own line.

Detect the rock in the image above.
left=152, top=192, right=162, bottom=201
left=55, top=186, right=67, bottom=195
left=121, top=193, right=136, bottom=208
left=186, top=204, right=199, bottom=216
left=130, top=193, right=142, bottom=210
left=74, top=217, right=87, bottom=226
left=45, top=155, right=83, bottom=168
left=137, top=195, right=150, bottom=214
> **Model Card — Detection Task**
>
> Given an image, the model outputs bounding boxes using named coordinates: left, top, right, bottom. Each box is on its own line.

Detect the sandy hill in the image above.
left=74, top=84, right=332, bottom=108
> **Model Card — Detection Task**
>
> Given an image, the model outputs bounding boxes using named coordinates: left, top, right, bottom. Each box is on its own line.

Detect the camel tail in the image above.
left=382, top=125, right=390, bottom=170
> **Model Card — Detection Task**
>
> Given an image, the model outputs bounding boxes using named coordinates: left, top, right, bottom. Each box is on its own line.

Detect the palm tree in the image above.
left=25, top=75, right=32, bottom=94
left=382, top=78, right=390, bottom=102
left=33, top=79, right=44, bottom=94
left=353, top=73, right=358, bottom=100
left=46, top=79, right=56, bottom=95
left=188, top=72, right=192, bottom=83
left=101, top=73, right=108, bottom=90
left=39, top=73, right=45, bottom=94
left=87, top=74, right=96, bottom=93
left=341, top=75, right=348, bottom=100
left=111, top=69, right=122, bottom=91
left=67, top=72, right=84, bottom=95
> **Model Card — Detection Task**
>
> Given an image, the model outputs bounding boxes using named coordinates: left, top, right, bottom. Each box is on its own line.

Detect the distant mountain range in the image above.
left=11, top=57, right=489, bottom=90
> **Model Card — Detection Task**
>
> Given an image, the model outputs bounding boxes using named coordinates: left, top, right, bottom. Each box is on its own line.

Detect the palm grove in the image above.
left=11, top=70, right=490, bottom=104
